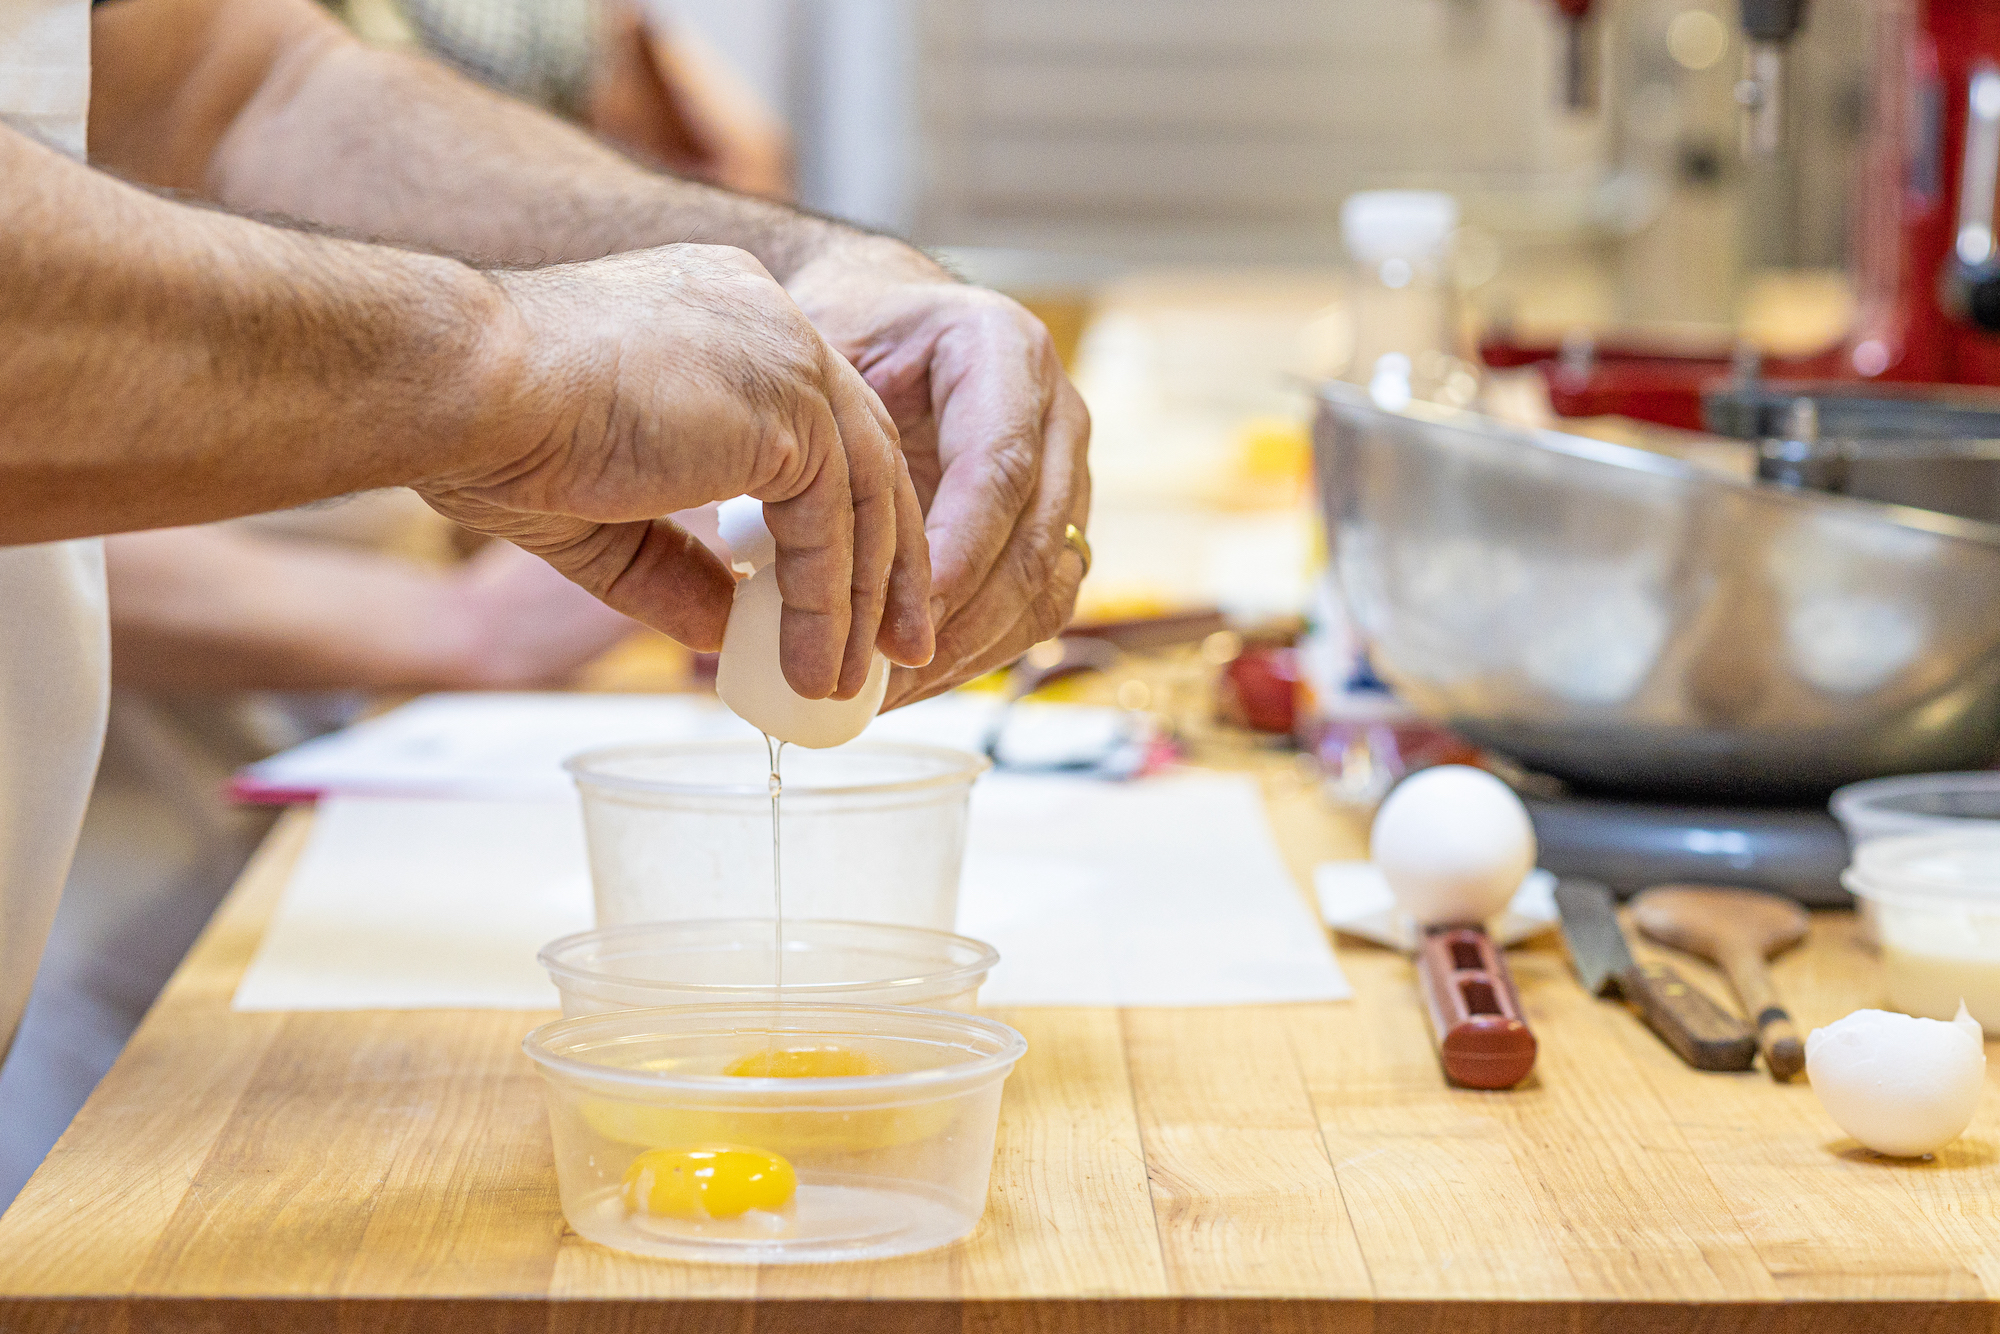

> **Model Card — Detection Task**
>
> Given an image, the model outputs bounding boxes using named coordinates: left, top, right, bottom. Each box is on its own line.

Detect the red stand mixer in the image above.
left=1491, top=0, right=2000, bottom=430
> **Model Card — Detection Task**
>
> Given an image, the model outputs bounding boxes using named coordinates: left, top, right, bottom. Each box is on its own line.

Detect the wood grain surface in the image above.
left=3, top=762, right=1999, bottom=1333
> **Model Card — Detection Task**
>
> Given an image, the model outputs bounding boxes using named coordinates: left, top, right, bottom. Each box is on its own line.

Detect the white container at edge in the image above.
left=1843, top=828, right=2000, bottom=1030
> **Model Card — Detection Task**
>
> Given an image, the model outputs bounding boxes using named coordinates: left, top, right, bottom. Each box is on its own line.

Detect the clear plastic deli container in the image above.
left=538, top=919, right=1000, bottom=1017
left=523, top=1002, right=1027, bottom=1264
left=1832, top=772, right=2000, bottom=846
left=566, top=740, right=987, bottom=929
left=1843, top=829, right=2000, bottom=1029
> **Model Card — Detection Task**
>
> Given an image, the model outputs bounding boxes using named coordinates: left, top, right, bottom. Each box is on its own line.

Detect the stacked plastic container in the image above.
left=1833, top=773, right=2000, bottom=1029
left=523, top=738, right=1020, bottom=1264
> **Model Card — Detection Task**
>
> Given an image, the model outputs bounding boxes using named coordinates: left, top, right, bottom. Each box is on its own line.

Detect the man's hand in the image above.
left=420, top=244, right=933, bottom=701
left=62, top=0, right=1073, bottom=701
left=786, top=240, right=1092, bottom=708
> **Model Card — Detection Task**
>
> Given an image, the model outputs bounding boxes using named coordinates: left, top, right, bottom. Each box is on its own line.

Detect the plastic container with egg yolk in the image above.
left=538, top=918, right=1000, bottom=1017
left=1843, top=828, right=2000, bottom=1031
left=522, top=1002, right=1027, bottom=1264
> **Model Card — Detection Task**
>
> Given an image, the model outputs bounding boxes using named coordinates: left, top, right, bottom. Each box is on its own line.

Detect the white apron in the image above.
left=0, top=0, right=110, bottom=1056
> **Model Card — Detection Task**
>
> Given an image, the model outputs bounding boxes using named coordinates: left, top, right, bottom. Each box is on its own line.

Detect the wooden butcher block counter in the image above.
left=4, top=762, right=2000, bottom=1334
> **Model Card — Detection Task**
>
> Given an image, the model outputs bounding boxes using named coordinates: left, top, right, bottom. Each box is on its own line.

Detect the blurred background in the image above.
left=7, top=0, right=1984, bottom=1209
left=281, top=0, right=1948, bottom=830
left=306, top=0, right=1898, bottom=727
left=324, top=0, right=1877, bottom=623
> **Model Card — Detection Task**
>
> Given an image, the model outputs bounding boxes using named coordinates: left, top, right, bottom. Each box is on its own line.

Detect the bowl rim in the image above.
left=563, top=739, right=990, bottom=800
left=521, top=1001, right=1028, bottom=1096
left=538, top=918, right=1000, bottom=999
left=1317, top=380, right=2000, bottom=551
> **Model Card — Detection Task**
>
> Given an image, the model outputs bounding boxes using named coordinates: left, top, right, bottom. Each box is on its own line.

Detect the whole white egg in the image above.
left=1370, top=765, right=1537, bottom=928
left=1806, top=1005, right=1986, bottom=1158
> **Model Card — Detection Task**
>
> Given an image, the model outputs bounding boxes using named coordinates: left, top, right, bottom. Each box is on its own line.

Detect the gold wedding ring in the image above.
left=1063, top=523, right=1092, bottom=577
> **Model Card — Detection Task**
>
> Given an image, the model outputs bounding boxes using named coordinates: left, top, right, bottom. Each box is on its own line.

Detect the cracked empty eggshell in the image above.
left=713, top=497, right=888, bottom=749
left=1805, top=1005, right=1986, bottom=1158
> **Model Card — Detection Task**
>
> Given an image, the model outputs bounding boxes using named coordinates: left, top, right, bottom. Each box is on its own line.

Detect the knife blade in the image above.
left=1553, top=878, right=1758, bottom=1072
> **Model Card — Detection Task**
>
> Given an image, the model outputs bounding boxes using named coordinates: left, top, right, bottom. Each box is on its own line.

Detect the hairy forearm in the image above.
left=91, top=0, right=917, bottom=281
left=0, top=125, right=511, bottom=541
left=221, top=40, right=848, bottom=275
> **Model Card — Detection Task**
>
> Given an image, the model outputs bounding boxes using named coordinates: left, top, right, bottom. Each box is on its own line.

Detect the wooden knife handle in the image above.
left=1721, top=947, right=1805, bottom=1080
left=1618, top=962, right=1757, bottom=1072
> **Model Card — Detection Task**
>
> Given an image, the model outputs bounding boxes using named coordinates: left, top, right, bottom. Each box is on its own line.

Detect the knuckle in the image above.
left=1065, top=390, right=1093, bottom=437
left=970, top=289, right=1057, bottom=358
left=984, top=439, right=1041, bottom=515
left=752, top=421, right=808, bottom=493
left=1019, top=313, right=1058, bottom=366
left=696, top=242, right=766, bottom=276
left=1001, top=520, right=1068, bottom=594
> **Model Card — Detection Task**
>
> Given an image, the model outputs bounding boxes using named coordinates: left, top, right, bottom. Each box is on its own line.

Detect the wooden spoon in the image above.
left=1629, top=885, right=1810, bottom=1081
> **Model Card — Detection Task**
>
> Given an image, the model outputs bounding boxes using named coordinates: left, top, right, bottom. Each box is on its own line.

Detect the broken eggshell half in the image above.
left=714, top=497, right=888, bottom=750
left=1805, top=1004, right=1986, bottom=1158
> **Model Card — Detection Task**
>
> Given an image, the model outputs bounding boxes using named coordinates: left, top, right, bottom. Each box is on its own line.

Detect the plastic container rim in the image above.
left=1831, top=771, right=2000, bottom=821
left=564, top=739, right=990, bottom=801
left=1842, top=827, right=2000, bottom=905
left=520, top=1001, right=1028, bottom=1098
left=538, top=918, right=1000, bottom=999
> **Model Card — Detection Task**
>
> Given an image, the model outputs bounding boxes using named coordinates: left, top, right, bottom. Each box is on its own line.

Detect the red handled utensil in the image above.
left=1415, top=926, right=1537, bottom=1090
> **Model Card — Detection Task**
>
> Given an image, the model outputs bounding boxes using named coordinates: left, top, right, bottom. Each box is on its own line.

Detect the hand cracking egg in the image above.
left=1371, top=765, right=1537, bottom=928
left=1806, top=1004, right=1986, bottom=1158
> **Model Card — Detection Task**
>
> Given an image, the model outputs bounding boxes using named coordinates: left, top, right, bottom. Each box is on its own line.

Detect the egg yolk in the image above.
left=724, top=1044, right=888, bottom=1078
left=620, top=1144, right=796, bottom=1220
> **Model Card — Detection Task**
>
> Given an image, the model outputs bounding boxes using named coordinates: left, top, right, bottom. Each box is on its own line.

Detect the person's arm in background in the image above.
left=105, top=530, right=638, bottom=691
left=89, top=0, right=1090, bottom=707
left=588, top=1, right=793, bottom=200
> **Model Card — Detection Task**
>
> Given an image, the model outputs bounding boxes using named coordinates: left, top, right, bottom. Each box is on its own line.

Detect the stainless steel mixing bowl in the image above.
left=1314, top=383, right=2000, bottom=799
